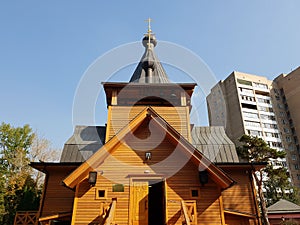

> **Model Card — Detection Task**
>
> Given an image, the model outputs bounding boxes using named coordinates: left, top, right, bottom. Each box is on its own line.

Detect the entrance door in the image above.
left=148, top=181, right=165, bottom=225
left=131, top=181, right=149, bottom=225
left=131, top=180, right=165, bottom=225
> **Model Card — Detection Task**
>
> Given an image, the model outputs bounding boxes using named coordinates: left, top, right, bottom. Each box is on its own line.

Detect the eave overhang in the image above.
left=30, top=162, right=81, bottom=174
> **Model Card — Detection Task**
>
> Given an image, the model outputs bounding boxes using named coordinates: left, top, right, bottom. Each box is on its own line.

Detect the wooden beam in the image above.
left=181, top=201, right=191, bottom=225
left=224, top=209, right=256, bottom=218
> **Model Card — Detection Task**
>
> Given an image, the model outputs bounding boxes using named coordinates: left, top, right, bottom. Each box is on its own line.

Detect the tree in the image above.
left=0, top=122, right=35, bottom=224
left=0, top=123, right=61, bottom=224
left=264, top=165, right=300, bottom=206
left=237, top=134, right=286, bottom=225
left=29, top=134, right=60, bottom=187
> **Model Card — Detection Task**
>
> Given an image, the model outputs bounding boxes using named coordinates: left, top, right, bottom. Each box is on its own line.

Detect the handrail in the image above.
left=181, top=201, right=191, bottom=225
left=14, top=211, right=38, bottom=225
left=104, top=199, right=117, bottom=225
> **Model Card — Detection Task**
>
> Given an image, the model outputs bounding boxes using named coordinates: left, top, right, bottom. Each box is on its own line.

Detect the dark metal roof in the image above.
left=60, top=126, right=106, bottom=163
left=191, top=126, right=239, bottom=163
left=129, top=34, right=170, bottom=83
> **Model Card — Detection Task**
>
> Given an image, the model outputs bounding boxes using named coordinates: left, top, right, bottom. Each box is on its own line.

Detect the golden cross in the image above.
left=144, top=18, right=153, bottom=49
left=145, top=17, right=152, bottom=34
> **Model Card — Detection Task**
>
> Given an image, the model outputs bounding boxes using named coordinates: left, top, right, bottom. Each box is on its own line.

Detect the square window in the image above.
left=98, top=190, right=105, bottom=197
left=95, top=188, right=107, bottom=199
left=190, top=188, right=200, bottom=199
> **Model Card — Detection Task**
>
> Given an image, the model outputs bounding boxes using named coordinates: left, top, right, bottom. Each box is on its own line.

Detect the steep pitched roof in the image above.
left=129, top=34, right=170, bottom=83
left=63, top=107, right=234, bottom=189
left=191, top=126, right=239, bottom=163
left=60, top=126, right=106, bottom=162
left=268, top=199, right=300, bottom=214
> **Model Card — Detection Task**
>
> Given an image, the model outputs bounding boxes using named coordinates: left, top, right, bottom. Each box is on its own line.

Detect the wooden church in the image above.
left=31, top=27, right=264, bottom=225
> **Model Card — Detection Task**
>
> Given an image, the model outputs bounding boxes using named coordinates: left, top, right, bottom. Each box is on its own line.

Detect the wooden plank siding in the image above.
left=220, top=168, right=256, bottom=215
left=106, top=106, right=191, bottom=142
left=71, top=118, right=224, bottom=225
left=166, top=166, right=223, bottom=225
left=40, top=167, right=75, bottom=218
left=220, top=167, right=259, bottom=225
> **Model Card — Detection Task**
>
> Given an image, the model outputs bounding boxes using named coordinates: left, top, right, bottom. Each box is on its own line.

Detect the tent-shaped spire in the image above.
left=129, top=21, right=169, bottom=83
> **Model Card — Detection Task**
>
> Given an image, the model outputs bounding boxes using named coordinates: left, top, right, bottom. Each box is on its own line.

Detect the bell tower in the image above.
left=103, top=24, right=196, bottom=142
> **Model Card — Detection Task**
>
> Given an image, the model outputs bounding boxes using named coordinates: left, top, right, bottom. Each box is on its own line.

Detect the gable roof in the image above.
left=63, top=107, right=234, bottom=190
left=268, top=199, right=300, bottom=214
left=191, top=126, right=239, bottom=163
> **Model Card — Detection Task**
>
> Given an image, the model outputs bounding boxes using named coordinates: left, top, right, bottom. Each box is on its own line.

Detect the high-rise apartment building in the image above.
left=273, top=67, right=300, bottom=186
left=207, top=68, right=300, bottom=187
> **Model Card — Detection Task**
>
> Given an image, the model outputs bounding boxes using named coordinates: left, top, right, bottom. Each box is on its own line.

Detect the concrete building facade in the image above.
left=207, top=68, right=300, bottom=187
left=273, top=67, right=300, bottom=186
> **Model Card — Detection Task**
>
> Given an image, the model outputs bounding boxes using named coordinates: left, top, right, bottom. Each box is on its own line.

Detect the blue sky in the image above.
left=1, top=1, right=300, bottom=149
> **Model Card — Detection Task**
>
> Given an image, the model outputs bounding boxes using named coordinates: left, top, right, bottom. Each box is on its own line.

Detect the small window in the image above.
left=190, top=188, right=200, bottom=198
left=98, top=190, right=105, bottom=197
left=112, top=184, right=124, bottom=192
left=95, top=188, right=107, bottom=199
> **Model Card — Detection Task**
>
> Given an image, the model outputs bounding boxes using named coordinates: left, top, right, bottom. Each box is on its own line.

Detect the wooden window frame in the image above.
left=189, top=187, right=200, bottom=199
left=95, top=188, right=107, bottom=200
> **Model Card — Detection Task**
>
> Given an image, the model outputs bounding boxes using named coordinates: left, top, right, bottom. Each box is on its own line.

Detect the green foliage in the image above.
left=0, top=122, right=40, bottom=225
left=237, top=134, right=287, bottom=225
left=237, top=134, right=286, bottom=162
left=264, top=165, right=300, bottom=206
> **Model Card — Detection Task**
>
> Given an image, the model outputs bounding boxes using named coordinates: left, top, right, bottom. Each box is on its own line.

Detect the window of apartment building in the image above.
left=239, top=87, right=253, bottom=95
left=241, top=103, right=257, bottom=110
left=257, top=98, right=270, bottom=104
left=253, top=82, right=268, bottom=89
left=258, top=106, right=273, bottom=112
left=279, top=111, right=285, bottom=117
left=241, top=95, right=255, bottom=102
left=292, top=155, right=297, bottom=161
left=273, top=88, right=279, bottom=94
left=282, top=95, right=286, bottom=102
left=284, top=128, right=290, bottom=133
left=272, top=142, right=282, bottom=148
left=284, top=103, right=289, bottom=110
left=282, top=119, right=287, bottom=124
left=260, top=114, right=275, bottom=120
left=277, top=104, right=284, bottom=109
left=237, top=78, right=252, bottom=86
left=243, top=112, right=259, bottom=119
left=265, top=132, right=279, bottom=138
left=286, top=136, right=292, bottom=142
left=275, top=95, right=280, bottom=101
left=263, top=123, right=278, bottom=129
left=297, top=174, right=300, bottom=180
left=244, top=121, right=261, bottom=127
left=288, top=145, right=294, bottom=151
left=294, top=164, right=299, bottom=170
left=247, top=130, right=262, bottom=137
